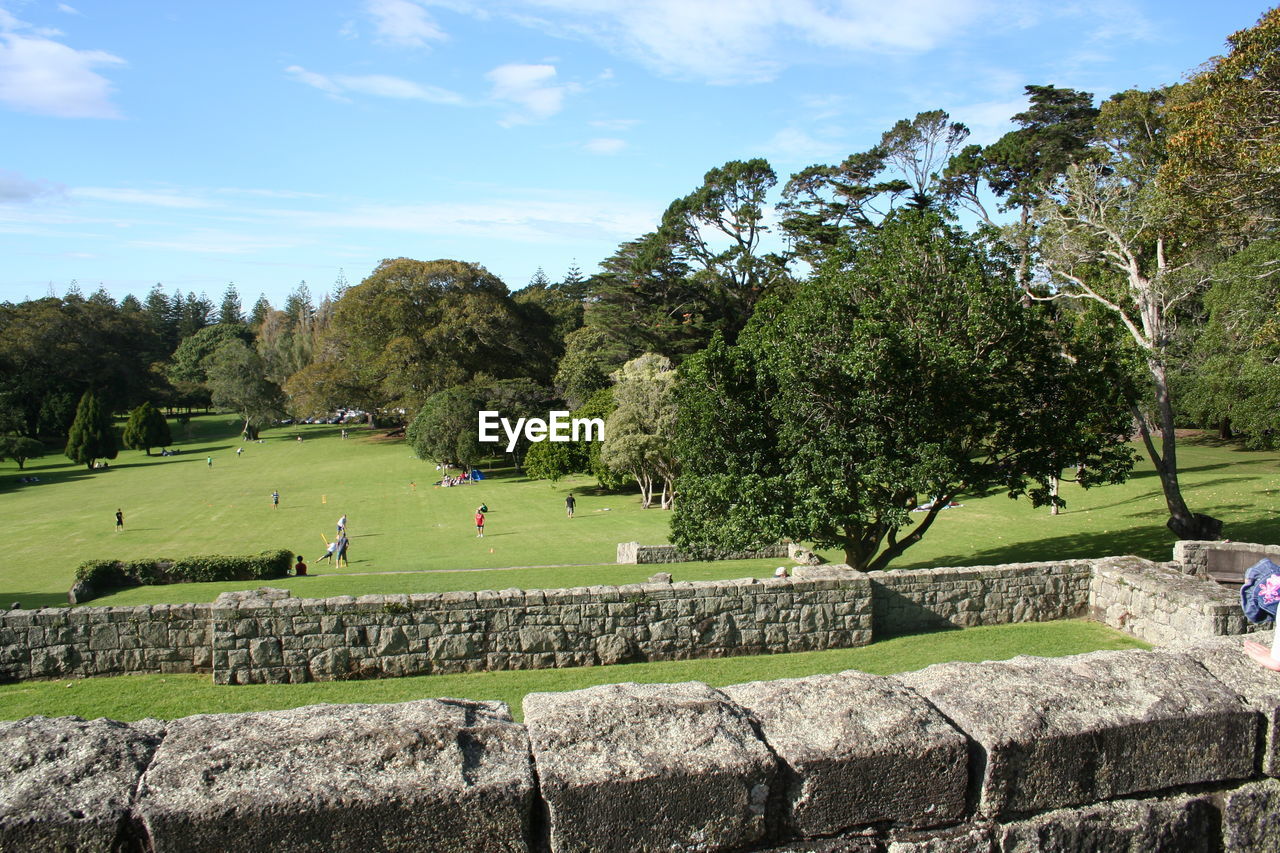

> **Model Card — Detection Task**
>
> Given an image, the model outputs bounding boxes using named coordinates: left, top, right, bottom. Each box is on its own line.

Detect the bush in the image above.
left=72, top=549, right=292, bottom=601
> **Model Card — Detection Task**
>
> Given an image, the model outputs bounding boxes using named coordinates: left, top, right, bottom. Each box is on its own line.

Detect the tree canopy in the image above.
left=672, top=210, right=1136, bottom=570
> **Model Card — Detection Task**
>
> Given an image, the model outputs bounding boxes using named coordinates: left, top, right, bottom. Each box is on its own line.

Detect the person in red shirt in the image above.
left=294, top=555, right=308, bottom=576
left=475, top=509, right=485, bottom=538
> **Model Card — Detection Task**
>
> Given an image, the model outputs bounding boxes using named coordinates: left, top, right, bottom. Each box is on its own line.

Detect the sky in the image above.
left=0, top=0, right=1270, bottom=308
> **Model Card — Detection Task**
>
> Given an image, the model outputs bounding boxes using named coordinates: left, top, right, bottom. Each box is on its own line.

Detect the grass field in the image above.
left=4, top=414, right=1280, bottom=608
left=0, top=620, right=1147, bottom=721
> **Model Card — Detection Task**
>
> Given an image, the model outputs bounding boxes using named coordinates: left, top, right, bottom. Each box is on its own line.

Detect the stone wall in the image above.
left=3, top=635, right=1277, bottom=852
left=1174, top=538, right=1280, bottom=579
left=867, top=559, right=1093, bottom=635
left=1090, top=555, right=1251, bottom=645
left=0, top=542, right=1267, bottom=686
left=0, top=603, right=211, bottom=683
left=616, top=540, right=792, bottom=563
left=211, top=569, right=874, bottom=684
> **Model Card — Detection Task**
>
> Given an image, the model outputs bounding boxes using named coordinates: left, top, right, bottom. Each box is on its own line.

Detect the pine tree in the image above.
left=65, top=391, right=119, bottom=470
left=249, top=294, right=272, bottom=330
left=219, top=283, right=244, bottom=325
left=122, top=402, right=172, bottom=455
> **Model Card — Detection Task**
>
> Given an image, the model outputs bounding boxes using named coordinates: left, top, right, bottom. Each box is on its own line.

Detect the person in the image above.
left=316, top=540, right=337, bottom=564
left=272, top=490, right=279, bottom=508
left=337, top=514, right=347, bottom=536
left=236, top=446, right=243, bottom=457
left=207, top=456, right=212, bottom=467
left=294, top=555, right=308, bottom=576
left=478, top=503, right=488, bottom=513
left=115, top=508, right=124, bottom=532
left=336, top=534, right=349, bottom=567
left=565, top=494, right=576, bottom=518
left=475, top=508, right=485, bottom=538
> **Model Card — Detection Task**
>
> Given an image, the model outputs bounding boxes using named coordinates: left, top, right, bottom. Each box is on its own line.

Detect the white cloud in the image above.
left=0, top=169, right=63, bottom=202
left=71, top=187, right=213, bottom=209
left=950, top=96, right=1027, bottom=145
left=583, top=137, right=625, bottom=154
left=589, top=117, right=639, bottom=130
left=487, top=63, right=577, bottom=124
left=129, top=229, right=307, bottom=255
left=365, top=0, right=446, bottom=47
left=472, top=0, right=990, bottom=84
left=759, top=127, right=844, bottom=163
left=56, top=4, right=80, bottom=15
left=285, top=65, right=464, bottom=104
left=0, top=32, right=124, bottom=117
left=283, top=196, right=653, bottom=243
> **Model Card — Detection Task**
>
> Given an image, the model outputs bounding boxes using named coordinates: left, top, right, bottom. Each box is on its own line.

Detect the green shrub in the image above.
left=72, top=549, right=291, bottom=601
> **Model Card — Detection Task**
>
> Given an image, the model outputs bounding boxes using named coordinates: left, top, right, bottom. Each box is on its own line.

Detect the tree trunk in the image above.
left=1133, top=359, right=1222, bottom=541
left=1218, top=417, right=1233, bottom=440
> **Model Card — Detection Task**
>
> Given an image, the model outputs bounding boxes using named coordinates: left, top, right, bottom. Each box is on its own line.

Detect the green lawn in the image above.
left=0, top=620, right=1147, bottom=722
left=4, top=415, right=1280, bottom=609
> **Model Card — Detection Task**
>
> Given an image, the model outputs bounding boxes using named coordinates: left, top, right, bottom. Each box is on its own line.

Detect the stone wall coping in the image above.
left=3, top=641, right=1279, bottom=851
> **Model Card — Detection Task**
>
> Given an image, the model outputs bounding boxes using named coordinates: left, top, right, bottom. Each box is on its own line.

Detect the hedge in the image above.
left=73, top=549, right=293, bottom=600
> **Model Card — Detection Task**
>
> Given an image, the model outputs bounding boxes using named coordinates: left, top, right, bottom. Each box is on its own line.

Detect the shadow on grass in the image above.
left=0, top=590, right=68, bottom=610
left=896, top=515, right=1280, bottom=570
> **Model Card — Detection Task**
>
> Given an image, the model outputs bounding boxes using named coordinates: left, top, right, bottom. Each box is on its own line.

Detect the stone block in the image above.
left=897, top=649, right=1256, bottom=817
left=136, top=699, right=532, bottom=852
left=0, top=716, right=162, bottom=852
left=524, top=681, right=775, bottom=852
left=1221, top=778, right=1280, bottom=853
left=1175, top=630, right=1280, bottom=777
left=996, top=794, right=1218, bottom=851
left=723, top=671, right=966, bottom=836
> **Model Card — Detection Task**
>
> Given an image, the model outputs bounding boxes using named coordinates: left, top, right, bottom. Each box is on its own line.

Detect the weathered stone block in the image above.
left=136, top=699, right=532, bottom=852
left=0, top=716, right=162, bottom=852
left=996, top=794, right=1218, bottom=851
left=1221, top=778, right=1280, bottom=853
left=524, top=681, right=775, bottom=852
left=1176, top=630, right=1280, bottom=777
left=897, top=650, right=1256, bottom=817
left=724, top=670, right=966, bottom=836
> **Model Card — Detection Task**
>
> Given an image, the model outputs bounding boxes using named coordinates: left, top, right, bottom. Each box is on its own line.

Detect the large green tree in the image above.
left=0, top=435, right=43, bottom=469
left=1032, top=86, right=1222, bottom=540
left=205, top=340, right=285, bottom=440
left=122, top=401, right=172, bottom=455
left=64, top=391, right=118, bottom=470
left=311, top=259, right=545, bottom=419
left=1179, top=240, right=1280, bottom=445
left=600, top=354, right=680, bottom=509
left=1165, top=8, right=1280, bottom=230
left=672, top=210, right=1135, bottom=570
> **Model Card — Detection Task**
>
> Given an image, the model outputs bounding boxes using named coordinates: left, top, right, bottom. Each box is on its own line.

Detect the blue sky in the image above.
left=0, top=0, right=1269, bottom=307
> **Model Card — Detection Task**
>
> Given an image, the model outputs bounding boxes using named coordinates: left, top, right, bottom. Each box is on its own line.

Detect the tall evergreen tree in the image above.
left=218, top=283, right=244, bottom=325
left=64, top=391, right=118, bottom=469
left=122, top=401, right=172, bottom=455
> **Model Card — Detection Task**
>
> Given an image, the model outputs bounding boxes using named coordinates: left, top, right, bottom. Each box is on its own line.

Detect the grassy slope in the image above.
left=4, top=416, right=1280, bottom=608
left=0, top=620, right=1147, bottom=722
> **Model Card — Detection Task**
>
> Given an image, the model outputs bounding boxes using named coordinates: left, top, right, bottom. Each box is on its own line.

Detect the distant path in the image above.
left=327, top=562, right=607, bottom=577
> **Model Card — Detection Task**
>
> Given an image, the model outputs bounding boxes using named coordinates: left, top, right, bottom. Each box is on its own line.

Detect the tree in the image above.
left=249, top=294, right=272, bottom=331
left=879, top=109, right=969, bottom=210
left=524, top=439, right=587, bottom=482
left=1033, top=87, right=1221, bottom=540
left=672, top=210, right=1135, bottom=570
left=64, top=391, right=118, bottom=469
left=0, top=435, right=43, bottom=469
left=319, top=258, right=545, bottom=418
left=1179, top=240, right=1280, bottom=445
left=218, top=284, right=243, bottom=325
left=601, top=354, right=680, bottom=509
left=406, top=385, right=487, bottom=472
left=660, top=158, right=786, bottom=336
left=122, top=401, right=172, bottom=455
left=205, top=340, right=285, bottom=440
left=941, top=85, right=1099, bottom=284
left=1165, top=8, right=1280, bottom=229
